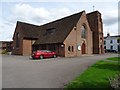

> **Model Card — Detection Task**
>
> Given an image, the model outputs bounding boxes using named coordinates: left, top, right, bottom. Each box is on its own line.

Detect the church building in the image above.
left=12, top=10, right=104, bottom=57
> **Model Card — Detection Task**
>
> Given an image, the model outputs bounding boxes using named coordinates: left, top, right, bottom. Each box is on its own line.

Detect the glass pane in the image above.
left=81, top=25, right=86, bottom=38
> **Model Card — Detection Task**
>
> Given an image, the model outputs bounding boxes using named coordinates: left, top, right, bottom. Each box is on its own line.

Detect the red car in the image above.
left=32, top=50, right=57, bottom=59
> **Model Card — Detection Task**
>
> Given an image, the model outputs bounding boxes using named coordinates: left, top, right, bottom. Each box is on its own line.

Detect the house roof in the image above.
left=104, top=35, right=120, bottom=39
left=34, top=11, right=84, bottom=45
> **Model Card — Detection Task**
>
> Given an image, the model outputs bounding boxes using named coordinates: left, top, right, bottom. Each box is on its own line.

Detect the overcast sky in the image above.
left=0, top=0, right=119, bottom=41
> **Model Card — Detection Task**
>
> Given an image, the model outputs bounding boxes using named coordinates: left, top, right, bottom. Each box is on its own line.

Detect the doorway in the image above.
left=81, top=42, right=86, bottom=54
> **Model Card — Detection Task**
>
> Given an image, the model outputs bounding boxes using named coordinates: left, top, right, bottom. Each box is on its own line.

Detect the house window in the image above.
left=110, top=40, right=113, bottom=43
left=117, top=39, right=120, bottom=43
left=118, top=45, right=120, bottom=51
left=104, top=46, right=106, bottom=49
left=110, top=45, right=113, bottom=50
left=16, top=32, right=19, bottom=48
left=81, top=25, right=86, bottom=39
left=104, top=41, right=106, bottom=45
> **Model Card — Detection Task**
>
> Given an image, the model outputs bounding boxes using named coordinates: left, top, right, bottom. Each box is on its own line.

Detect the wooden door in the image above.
left=81, top=43, right=86, bottom=54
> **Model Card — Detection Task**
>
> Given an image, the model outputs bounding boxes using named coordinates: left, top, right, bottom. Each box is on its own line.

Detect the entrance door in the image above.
left=81, top=43, right=86, bottom=54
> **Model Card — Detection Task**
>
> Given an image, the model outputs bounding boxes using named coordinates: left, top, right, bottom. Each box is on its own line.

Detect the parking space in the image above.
left=2, top=54, right=118, bottom=88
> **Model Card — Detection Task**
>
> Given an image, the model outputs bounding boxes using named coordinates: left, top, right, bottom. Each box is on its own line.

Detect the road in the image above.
left=2, top=53, right=118, bottom=88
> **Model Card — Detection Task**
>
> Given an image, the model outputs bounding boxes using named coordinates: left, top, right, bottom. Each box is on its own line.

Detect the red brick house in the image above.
left=1, top=41, right=13, bottom=52
left=12, top=10, right=104, bottom=57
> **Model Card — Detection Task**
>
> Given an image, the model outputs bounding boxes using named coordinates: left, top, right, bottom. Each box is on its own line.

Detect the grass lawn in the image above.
left=106, top=57, right=120, bottom=61
left=65, top=57, right=120, bottom=89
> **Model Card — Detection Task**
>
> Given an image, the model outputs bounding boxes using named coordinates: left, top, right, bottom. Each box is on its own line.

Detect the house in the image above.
left=12, top=10, right=104, bottom=57
left=1, top=41, right=13, bottom=52
left=104, top=33, right=120, bottom=52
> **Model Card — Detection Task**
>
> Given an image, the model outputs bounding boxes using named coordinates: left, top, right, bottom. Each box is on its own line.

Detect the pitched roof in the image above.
left=13, top=11, right=84, bottom=44
left=86, top=11, right=101, bottom=32
left=13, top=21, right=40, bottom=40
left=19, top=21, right=40, bottom=39
left=34, top=11, right=84, bottom=44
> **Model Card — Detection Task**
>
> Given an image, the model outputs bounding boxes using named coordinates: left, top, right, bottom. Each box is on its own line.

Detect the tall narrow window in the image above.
left=104, top=46, right=106, bottom=49
left=110, top=45, right=113, bottom=50
left=16, top=32, right=19, bottom=48
left=68, top=46, right=71, bottom=52
left=104, top=41, right=106, bottom=45
left=81, top=25, right=86, bottom=38
left=72, top=46, right=74, bottom=52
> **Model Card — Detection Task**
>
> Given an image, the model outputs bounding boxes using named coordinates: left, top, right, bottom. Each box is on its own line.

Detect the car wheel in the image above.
left=53, top=55, right=57, bottom=58
left=40, top=55, right=44, bottom=59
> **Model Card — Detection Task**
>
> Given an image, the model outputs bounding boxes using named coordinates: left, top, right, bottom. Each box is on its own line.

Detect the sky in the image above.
left=0, top=0, right=119, bottom=41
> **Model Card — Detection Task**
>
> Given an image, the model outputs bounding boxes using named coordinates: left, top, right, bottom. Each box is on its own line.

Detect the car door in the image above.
left=46, top=51, right=53, bottom=57
left=43, top=51, right=49, bottom=57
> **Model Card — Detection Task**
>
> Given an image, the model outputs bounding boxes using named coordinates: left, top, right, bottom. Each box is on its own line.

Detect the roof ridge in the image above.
left=17, top=21, right=39, bottom=27
left=40, top=11, right=85, bottom=27
left=17, top=11, right=85, bottom=28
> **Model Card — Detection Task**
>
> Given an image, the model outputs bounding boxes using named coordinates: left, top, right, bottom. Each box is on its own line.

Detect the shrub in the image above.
left=108, top=74, right=120, bottom=90
left=1, top=49, right=8, bottom=54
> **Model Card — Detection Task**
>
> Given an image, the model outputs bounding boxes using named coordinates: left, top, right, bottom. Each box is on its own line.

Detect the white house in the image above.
left=104, top=33, right=120, bottom=52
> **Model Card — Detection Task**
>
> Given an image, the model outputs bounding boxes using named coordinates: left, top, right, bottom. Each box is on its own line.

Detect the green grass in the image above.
left=106, top=57, right=120, bottom=61
left=65, top=57, right=120, bottom=89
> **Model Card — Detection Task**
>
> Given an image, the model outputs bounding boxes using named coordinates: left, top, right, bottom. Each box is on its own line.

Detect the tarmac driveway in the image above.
left=2, top=53, right=118, bottom=88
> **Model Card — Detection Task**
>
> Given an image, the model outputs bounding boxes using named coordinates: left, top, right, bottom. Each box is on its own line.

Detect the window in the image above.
left=72, top=46, right=74, bottom=52
left=104, top=41, right=106, bottom=44
left=81, top=25, right=86, bottom=38
left=110, top=46, right=113, bottom=50
left=68, top=46, right=74, bottom=52
left=104, top=46, right=106, bottom=49
left=46, top=28, right=56, bottom=35
left=110, top=40, right=113, bottom=43
left=16, top=32, right=19, bottom=48
left=117, top=39, right=120, bottom=43
left=118, top=45, right=120, bottom=51
left=68, top=46, right=71, bottom=52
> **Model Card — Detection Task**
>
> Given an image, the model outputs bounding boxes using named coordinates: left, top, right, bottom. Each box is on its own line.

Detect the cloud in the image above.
left=11, top=4, right=50, bottom=24
left=1, top=2, right=118, bottom=41
left=103, top=17, right=118, bottom=26
left=11, top=3, right=71, bottom=25
left=0, top=3, right=71, bottom=41
left=102, top=9, right=118, bottom=26
left=103, top=22, right=118, bottom=36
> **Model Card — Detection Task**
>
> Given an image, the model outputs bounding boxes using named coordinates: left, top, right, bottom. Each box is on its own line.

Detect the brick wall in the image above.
left=23, top=39, right=32, bottom=56
left=64, top=12, right=93, bottom=57
left=87, top=11, right=104, bottom=54
left=12, top=25, right=23, bottom=55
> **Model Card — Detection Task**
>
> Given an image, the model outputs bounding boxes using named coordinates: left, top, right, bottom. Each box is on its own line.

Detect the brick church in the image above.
left=12, top=10, right=104, bottom=57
